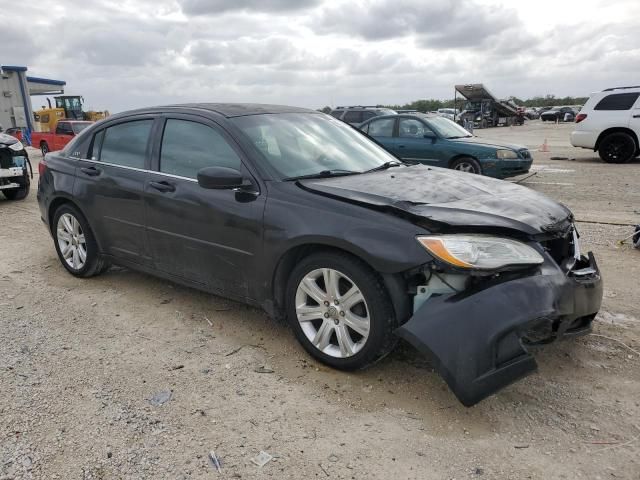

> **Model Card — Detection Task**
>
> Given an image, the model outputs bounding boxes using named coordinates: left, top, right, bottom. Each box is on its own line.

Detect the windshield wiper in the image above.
left=447, top=135, right=472, bottom=139
left=363, top=161, right=402, bottom=173
left=282, top=169, right=359, bottom=181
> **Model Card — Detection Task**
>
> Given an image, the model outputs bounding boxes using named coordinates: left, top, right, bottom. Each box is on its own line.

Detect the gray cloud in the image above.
left=0, top=24, right=39, bottom=65
left=179, top=0, right=322, bottom=15
left=190, top=37, right=298, bottom=66
left=314, top=0, right=523, bottom=51
left=8, top=0, right=640, bottom=114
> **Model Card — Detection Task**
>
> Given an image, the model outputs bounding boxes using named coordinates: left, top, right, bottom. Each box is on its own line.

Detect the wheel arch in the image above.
left=595, top=127, right=639, bottom=152
left=270, top=243, right=410, bottom=323
left=448, top=153, right=479, bottom=168
left=47, top=197, right=104, bottom=252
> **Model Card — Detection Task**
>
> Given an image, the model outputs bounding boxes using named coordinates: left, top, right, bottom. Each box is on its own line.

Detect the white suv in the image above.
left=570, top=86, right=640, bottom=163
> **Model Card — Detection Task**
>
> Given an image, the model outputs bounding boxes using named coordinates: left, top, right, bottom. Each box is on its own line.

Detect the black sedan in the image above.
left=37, top=104, right=602, bottom=406
left=540, top=106, right=576, bottom=122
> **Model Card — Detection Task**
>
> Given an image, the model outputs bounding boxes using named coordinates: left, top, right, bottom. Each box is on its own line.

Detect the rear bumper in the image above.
left=570, top=130, right=596, bottom=149
left=395, top=253, right=602, bottom=406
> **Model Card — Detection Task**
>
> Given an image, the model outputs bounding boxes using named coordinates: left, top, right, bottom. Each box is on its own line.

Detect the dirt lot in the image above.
left=1, top=120, right=639, bottom=479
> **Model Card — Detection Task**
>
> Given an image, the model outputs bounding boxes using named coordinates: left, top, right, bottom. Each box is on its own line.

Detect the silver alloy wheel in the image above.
left=57, top=213, right=87, bottom=270
left=454, top=161, right=477, bottom=173
left=295, top=268, right=370, bottom=358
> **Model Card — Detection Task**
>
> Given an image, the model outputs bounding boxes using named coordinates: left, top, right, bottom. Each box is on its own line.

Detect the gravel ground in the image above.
left=1, top=121, right=639, bottom=479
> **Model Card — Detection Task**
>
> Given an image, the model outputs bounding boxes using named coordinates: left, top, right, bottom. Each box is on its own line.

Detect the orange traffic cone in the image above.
left=539, top=138, right=549, bottom=152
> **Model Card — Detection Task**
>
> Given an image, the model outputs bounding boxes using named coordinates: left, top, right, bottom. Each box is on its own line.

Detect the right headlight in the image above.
left=417, top=234, right=544, bottom=270
left=496, top=149, right=519, bottom=159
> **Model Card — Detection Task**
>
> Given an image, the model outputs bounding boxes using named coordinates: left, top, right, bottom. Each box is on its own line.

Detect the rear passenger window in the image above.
left=361, top=111, right=376, bottom=120
left=160, top=119, right=241, bottom=179
left=367, top=118, right=395, bottom=137
left=99, top=120, right=152, bottom=169
left=594, top=93, right=640, bottom=111
left=343, top=111, right=362, bottom=123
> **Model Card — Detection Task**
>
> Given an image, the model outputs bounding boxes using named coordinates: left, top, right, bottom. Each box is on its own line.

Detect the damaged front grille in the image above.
left=539, top=225, right=578, bottom=270
left=541, top=233, right=573, bottom=266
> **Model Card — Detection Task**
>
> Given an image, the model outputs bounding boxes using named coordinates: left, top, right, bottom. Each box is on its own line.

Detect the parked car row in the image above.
left=36, top=103, right=603, bottom=407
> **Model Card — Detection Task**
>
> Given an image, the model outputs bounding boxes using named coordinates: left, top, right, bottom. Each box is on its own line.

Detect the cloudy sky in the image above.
left=2, top=0, right=638, bottom=112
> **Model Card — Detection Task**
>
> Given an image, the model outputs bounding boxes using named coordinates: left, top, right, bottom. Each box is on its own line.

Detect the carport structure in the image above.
left=0, top=65, right=65, bottom=145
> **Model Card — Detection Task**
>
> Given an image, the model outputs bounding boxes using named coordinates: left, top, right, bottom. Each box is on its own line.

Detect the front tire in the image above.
left=286, top=251, right=397, bottom=370
left=52, top=204, right=109, bottom=277
left=598, top=132, right=636, bottom=164
left=450, top=156, right=482, bottom=174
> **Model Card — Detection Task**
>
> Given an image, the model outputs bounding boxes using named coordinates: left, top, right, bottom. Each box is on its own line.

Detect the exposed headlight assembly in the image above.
left=496, top=149, right=519, bottom=159
left=417, top=235, right=543, bottom=270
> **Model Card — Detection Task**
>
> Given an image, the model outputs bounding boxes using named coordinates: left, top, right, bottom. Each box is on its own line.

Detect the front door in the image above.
left=73, top=116, right=155, bottom=266
left=395, top=117, right=444, bottom=165
left=144, top=116, right=264, bottom=299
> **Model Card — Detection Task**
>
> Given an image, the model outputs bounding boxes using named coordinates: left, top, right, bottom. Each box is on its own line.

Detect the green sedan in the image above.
left=359, top=113, right=532, bottom=178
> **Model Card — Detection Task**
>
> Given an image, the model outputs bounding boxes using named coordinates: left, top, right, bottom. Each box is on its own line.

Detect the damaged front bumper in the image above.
left=395, top=252, right=603, bottom=406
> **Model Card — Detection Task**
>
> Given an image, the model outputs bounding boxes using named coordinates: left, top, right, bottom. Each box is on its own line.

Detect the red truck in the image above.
left=31, top=120, right=93, bottom=156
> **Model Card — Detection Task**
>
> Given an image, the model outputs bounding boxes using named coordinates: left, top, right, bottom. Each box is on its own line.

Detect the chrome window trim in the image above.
left=78, top=157, right=198, bottom=182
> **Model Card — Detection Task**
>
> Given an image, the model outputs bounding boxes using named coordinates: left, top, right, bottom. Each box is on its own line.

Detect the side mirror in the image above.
left=423, top=131, right=436, bottom=141
left=197, top=166, right=245, bottom=189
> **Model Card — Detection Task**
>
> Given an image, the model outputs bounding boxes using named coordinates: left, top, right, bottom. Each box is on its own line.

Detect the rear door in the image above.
left=73, top=116, right=155, bottom=266
left=395, top=117, right=444, bottom=165
left=144, top=114, right=264, bottom=298
left=361, top=117, right=396, bottom=152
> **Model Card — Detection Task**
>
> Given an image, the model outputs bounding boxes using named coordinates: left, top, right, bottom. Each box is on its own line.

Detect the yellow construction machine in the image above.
left=33, top=96, right=109, bottom=132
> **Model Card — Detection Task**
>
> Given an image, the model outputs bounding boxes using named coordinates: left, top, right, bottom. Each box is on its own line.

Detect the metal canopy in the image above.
left=454, top=84, right=498, bottom=101
left=27, top=76, right=66, bottom=96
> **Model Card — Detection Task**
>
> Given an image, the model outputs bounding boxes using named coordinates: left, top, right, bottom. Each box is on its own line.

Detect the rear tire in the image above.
left=598, top=132, right=636, bottom=164
left=286, top=251, right=397, bottom=371
left=52, top=204, right=109, bottom=277
left=451, top=156, right=482, bottom=174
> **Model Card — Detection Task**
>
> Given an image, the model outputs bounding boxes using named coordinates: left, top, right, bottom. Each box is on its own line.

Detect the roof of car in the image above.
left=361, top=112, right=438, bottom=122
left=120, top=103, right=318, bottom=119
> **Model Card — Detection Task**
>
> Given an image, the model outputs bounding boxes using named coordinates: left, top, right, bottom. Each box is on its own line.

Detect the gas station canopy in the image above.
left=27, top=75, right=66, bottom=96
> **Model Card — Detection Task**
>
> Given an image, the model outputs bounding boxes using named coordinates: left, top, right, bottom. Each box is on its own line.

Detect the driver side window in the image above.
left=398, top=118, right=430, bottom=138
left=160, top=119, right=242, bottom=179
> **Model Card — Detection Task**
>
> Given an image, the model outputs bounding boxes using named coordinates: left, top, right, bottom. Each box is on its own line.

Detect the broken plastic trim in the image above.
left=396, top=252, right=602, bottom=406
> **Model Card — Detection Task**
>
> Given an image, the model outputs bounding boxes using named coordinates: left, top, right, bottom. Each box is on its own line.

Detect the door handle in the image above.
left=80, top=166, right=101, bottom=176
left=149, top=180, right=176, bottom=193
left=397, top=144, right=406, bottom=148
left=633, top=114, right=640, bottom=118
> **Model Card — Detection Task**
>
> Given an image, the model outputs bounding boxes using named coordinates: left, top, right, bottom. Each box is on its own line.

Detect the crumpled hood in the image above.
left=0, top=132, right=20, bottom=148
left=451, top=136, right=527, bottom=151
left=300, top=165, right=572, bottom=235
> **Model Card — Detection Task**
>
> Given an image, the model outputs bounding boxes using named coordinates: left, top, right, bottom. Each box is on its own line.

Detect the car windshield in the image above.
left=426, top=116, right=472, bottom=139
left=231, top=113, right=399, bottom=179
left=72, top=122, right=93, bottom=134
